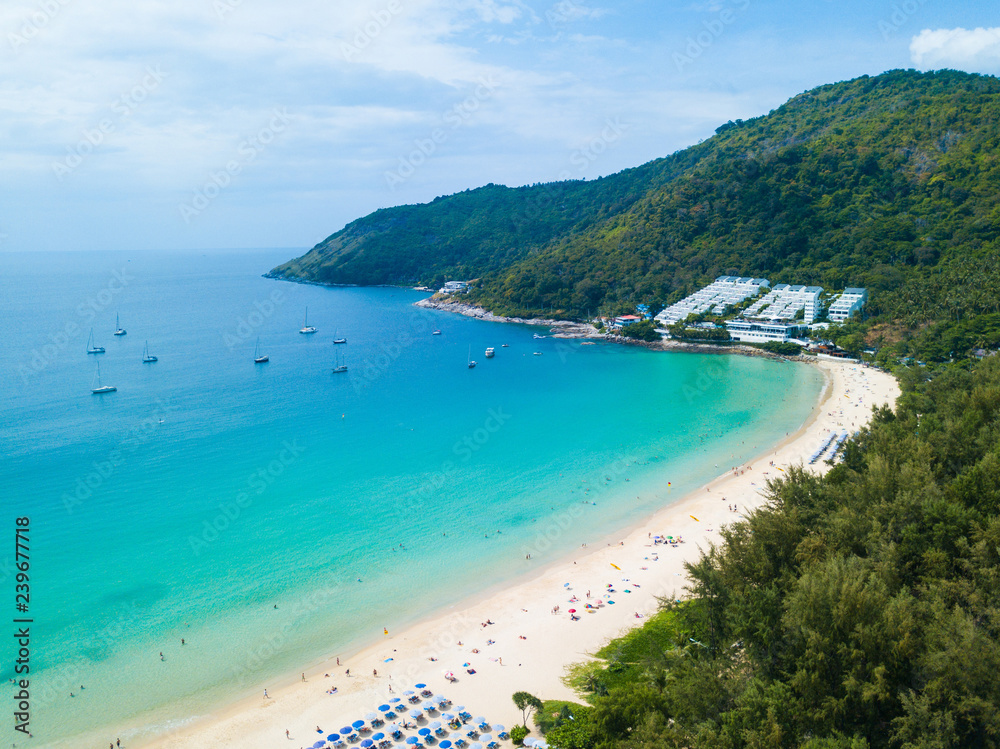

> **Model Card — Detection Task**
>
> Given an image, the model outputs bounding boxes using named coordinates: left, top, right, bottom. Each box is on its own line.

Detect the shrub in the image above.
left=510, top=725, right=529, bottom=745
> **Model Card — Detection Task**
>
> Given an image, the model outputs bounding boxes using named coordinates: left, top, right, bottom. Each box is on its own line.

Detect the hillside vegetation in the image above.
left=270, top=69, right=1000, bottom=362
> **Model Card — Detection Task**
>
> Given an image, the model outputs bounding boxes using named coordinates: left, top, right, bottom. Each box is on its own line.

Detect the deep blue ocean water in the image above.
left=0, top=249, right=823, bottom=746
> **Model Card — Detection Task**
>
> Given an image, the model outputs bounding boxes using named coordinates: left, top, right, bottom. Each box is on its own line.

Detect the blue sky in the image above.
left=1, top=0, right=998, bottom=252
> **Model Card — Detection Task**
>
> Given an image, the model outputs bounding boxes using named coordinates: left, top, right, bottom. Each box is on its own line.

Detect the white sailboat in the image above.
left=332, top=350, right=348, bottom=373
left=467, top=345, right=476, bottom=369
left=299, top=307, right=317, bottom=334
left=113, top=313, right=127, bottom=336
left=91, top=362, right=116, bottom=394
left=254, top=338, right=269, bottom=363
left=142, top=341, right=157, bottom=362
left=87, top=328, right=105, bottom=354
left=333, top=328, right=347, bottom=344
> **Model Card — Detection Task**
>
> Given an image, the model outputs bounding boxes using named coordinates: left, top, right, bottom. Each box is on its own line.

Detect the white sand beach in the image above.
left=142, top=357, right=898, bottom=749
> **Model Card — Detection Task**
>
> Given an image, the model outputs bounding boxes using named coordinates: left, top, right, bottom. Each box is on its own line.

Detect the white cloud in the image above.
left=910, top=27, right=1000, bottom=72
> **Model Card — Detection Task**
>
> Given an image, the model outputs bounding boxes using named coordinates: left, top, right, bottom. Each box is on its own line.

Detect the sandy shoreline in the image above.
left=123, top=357, right=898, bottom=749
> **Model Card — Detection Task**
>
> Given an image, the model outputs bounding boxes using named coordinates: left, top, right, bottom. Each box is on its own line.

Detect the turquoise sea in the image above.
left=0, top=249, right=823, bottom=747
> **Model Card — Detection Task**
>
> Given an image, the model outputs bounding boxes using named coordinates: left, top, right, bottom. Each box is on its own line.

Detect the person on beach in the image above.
left=373, top=668, right=378, bottom=677
left=264, top=688, right=269, bottom=698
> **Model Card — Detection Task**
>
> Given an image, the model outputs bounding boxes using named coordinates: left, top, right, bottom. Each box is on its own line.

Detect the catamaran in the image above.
left=299, top=307, right=317, bottom=334
left=91, top=362, right=116, bottom=394
left=113, top=313, right=127, bottom=336
left=254, top=338, right=269, bottom=363
left=87, top=329, right=105, bottom=354
left=142, top=341, right=158, bottom=362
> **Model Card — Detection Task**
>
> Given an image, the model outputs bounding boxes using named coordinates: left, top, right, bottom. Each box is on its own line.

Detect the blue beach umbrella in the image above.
left=409, top=709, right=422, bottom=718
left=406, top=737, right=420, bottom=745
left=361, top=740, right=374, bottom=748
left=442, top=713, right=455, bottom=721
left=342, top=727, right=355, bottom=735
left=418, top=728, right=431, bottom=736
left=473, top=718, right=486, bottom=728
left=403, top=690, right=415, bottom=697
left=366, top=712, right=378, bottom=721
left=439, top=742, right=452, bottom=749
left=373, top=733, right=386, bottom=741
left=313, top=742, right=327, bottom=749
left=422, top=701, right=435, bottom=710
left=479, top=735, right=493, bottom=743
left=491, top=725, right=505, bottom=733
left=469, top=743, right=484, bottom=749
left=328, top=734, right=341, bottom=741
left=354, top=720, right=366, bottom=729
left=434, top=694, right=448, bottom=703
left=415, top=682, right=427, bottom=688
left=429, top=721, right=442, bottom=730
left=390, top=697, right=402, bottom=703
left=379, top=705, right=392, bottom=712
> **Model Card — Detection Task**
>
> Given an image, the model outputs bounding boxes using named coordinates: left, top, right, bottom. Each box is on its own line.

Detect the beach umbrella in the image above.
left=379, top=705, right=392, bottom=712
left=442, top=713, right=455, bottom=721
left=523, top=739, right=537, bottom=747
left=331, top=739, right=344, bottom=746
left=429, top=721, right=442, bottom=730
left=362, top=740, right=374, bottom=748
left=366, top=713, right=379, bottom=722
left=469, top=743, right=484, bottom=749
left=403, top=690, right=416, bottom=696
left=491, top=725, right=505, bottom=733
left=328, top=734, right=341, bottom=741
left=342, top=727, right=355, bottom=735
left=568, top=609, right=576, bottom=613
left=439, top=742, right=453, bottom=749
left=314, top=742, right=327, bottom=749
left=422, top=700, right=435, bottom=709
left=479, top=735, right=493, bottom=744
left=454, top=706, right=465, bottom=713
left=406, top=737, right=420, bottom=745
left=373, top=734, right=386, bottom=741
left=390, top=697, right=402, bottom=703
left=419, top=728, right=431, bottom=736
left=354, top=720, right=366, bottom=729
left=473, top=717, right=486, bottom=727
left=435, top=694, right=448, bottom=703
left=409, top=709, right=422, bottom=718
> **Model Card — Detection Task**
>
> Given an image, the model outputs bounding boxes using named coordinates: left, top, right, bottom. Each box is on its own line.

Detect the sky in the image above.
left=1, top=0, right=998, bottom=253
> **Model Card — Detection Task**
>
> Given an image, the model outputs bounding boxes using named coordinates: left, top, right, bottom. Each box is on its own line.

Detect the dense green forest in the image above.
left=519, top=355, right=1000, bottom=748
left=271, top=68, right=1000, bottom=363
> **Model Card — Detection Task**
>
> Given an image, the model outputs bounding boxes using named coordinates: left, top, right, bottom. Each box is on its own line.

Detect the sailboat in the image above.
left=299, top=307, right=317, bottom=334
left=91, top=362, right=116, bottom=394
left=113, top=313, right=127, bottom=336
left=254, top=338, right=269, bottom=363
left=332, top=350, right=348, bottom=373
left=467, top=345, right=476, bottom=369
left=333, top=329, right=347, bottom=344
left=142, top=341, right=158, bottom=363
left=87, top=329, right=105, bottom=354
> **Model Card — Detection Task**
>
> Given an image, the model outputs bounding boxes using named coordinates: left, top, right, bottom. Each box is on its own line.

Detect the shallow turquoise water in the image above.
left=0, top=249, right=823, bottom=746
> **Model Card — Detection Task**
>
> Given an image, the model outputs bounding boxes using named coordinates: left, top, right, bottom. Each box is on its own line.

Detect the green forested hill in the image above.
left=270, top=69, right=1000, bottom=361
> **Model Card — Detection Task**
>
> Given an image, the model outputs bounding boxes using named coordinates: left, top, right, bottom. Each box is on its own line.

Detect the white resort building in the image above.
left=655, top=276, right=770, bottom=326
left=725, top=319, right=806, bottom=343
left=827, top=288, right=868, bottom=322
left=439, top=280, right=469, bottom=294
left=742, top=284, right=824, bottom=324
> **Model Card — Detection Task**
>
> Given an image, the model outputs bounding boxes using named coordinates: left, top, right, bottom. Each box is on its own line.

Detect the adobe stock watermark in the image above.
left=349, top=309, right=438, bottom=392
left=384, top=76, right=498, bottom=190
left=178, top=108, right=291, bottom=223
left=61, top=398, right=180, bottom=514
left=520, top=451, right=639, bottom=559
left=228, top=584, right=338, bottom=687
left=187, top=439, right=306, bottom=555
left=877, top=0, right=929, bottom=40
left=404, top=407, right=513, bottom=516
left=341, top=0, right=403, bottom=61
left=7, top=0, right=72, bottom=52
left=51, top=66, right=168, bottom=181
left=17, top=266, right=133, bottom=386
left=673, top=0, right=750, bottom=71
left=222, top=287, right=286, bottom=350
